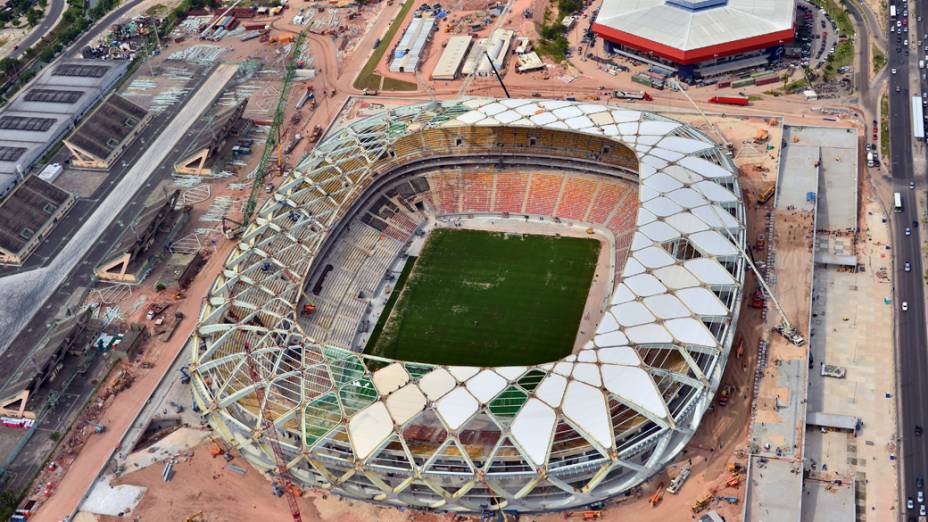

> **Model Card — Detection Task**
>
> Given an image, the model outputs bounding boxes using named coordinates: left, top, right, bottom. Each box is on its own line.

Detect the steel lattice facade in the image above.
left=189, top=98, right=746, bottom=513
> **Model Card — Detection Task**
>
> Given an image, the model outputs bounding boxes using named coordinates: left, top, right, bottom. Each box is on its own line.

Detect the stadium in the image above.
left=592, top=0, right=795, bottom=78
left=188, top=98, right=747, bottom=512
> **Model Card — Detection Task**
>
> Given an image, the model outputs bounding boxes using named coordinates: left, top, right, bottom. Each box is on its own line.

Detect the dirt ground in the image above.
left=101, top=442, right=457, bottom=522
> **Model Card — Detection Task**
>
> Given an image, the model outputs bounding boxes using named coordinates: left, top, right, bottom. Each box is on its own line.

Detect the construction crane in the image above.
left=668, top=78, right=805, bottom=346
left=456, top=0, right=514, bottom=98
left=241, top=341, right=303, bottom=522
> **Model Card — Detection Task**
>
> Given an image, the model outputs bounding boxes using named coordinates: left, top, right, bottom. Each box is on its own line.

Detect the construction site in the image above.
left=0, top=0, right=897, bottom=519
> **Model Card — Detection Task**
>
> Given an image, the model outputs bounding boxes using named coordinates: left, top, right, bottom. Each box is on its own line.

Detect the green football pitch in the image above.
left=364, top=229, right=601, bottom=366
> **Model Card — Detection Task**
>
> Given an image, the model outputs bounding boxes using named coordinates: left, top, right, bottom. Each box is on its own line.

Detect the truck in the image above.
left=709, top=95, right=750, bottom=106
left=613, top=90, right=653, bottom=101
left=867, top=151, right=875, bottom=167
left=757, top=183, right=776, bottom=204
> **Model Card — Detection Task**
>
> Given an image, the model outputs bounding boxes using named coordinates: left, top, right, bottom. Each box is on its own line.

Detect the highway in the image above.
left=888, top=1, right=928, bottom=517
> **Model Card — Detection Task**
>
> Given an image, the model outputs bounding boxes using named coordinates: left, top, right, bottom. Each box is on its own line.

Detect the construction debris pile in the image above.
left=82, top=16, right=161, bottom=59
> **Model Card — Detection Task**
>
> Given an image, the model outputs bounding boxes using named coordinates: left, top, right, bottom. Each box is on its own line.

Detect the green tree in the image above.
left=26, top=8, right=41, bottom=27
left=0, top=57, right=20, bottom=75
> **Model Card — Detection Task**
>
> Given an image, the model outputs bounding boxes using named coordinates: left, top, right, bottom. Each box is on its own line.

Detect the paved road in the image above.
left=887, top=2, right=928, bottom=517
left=7, top=0, right=67, bottom=60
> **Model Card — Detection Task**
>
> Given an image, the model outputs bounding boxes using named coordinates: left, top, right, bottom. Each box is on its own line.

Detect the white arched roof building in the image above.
left=189, top=98, right=746, bottom=512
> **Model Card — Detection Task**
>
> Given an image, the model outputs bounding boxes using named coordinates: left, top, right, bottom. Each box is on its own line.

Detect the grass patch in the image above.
left=747, top=95, right=763, bottom=102
left=353, top=0, right=417, bottom=91
left=832, top=40, right=854, bottom=70
left=881, top=93, right=889, bottom=158
left=872, top=44, right=886, bottom=73
left=809, top=0, right=855, bottom=37
left=364, top=229, right=600, bottom=366
left=381, top=75, right=417, bottom=91
left=784, top=78, right=809, bottom=93
left=365, top=256, right=416, bottom=350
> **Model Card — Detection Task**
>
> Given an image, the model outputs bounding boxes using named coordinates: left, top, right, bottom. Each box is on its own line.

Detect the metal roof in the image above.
left=190, top=98, right=746, bottom=511
left=593, top=0, right=795, bottom=63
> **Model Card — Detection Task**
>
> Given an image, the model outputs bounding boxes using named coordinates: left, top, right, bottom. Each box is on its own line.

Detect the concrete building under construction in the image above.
left=93, top=190, right=190, bottom=283
left=174, top=100, right=248, bottom=176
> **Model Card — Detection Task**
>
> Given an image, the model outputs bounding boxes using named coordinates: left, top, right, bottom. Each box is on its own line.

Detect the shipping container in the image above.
left=709, top=96, right=750, bottom=106
left=754, top=74, right=780, bottom=86
left=717, top=79, right=732, bottom=88
left=631, top=74, right=652, bottom=87
left=730, top=77, right=755, bottom=88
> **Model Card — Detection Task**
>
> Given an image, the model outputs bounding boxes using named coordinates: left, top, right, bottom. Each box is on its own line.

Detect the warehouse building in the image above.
left=432, top=35, right=472, bottom=80
left=0, top=59, right=129, bottom=195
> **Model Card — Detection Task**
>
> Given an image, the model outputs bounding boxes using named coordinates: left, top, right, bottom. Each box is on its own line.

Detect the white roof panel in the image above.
left=665, top=317, right=718, bottom=346
left=562, top=381, right=612, bottom=450
left=511, top=398, right=557, bottom=466
left=496, top=366, right=528, bottom=380
left=624, top=273, right=667, bottom=296
left=572, top=362, right=602, bottom=386
left=536, top=373, right=568, bottom=407
left=372, top=362, right=410, bottom=396
left=684, top=258, right=736, bottom=286
left=612, top=301, right=656, bottom=326
left=418, top=367, right=458, bottom=401
left=639, top=220, right=681, bottom=242
left=385, top=383, right=428, bottom=424
left=642, top=196, right=683, bottom=217
left=690, top=230, right=738, bottom=257
left=676, top=287, right=728, bottom=316
left=466, top=369, right=509, bottom=403
left=611, top=110, right=641, bottom=123
left=653, top=265, right=701, bottom=289
left=595, top=329, right=630, bottom=348
left=448, top=366, right=480, bottom=381
left=638, top=121, right=680, bottom=135
left=658, top=136, right=711, bottom=154
left=623, top=257, right=646, bottom=277
left=601, top=365, right=667, bottom=418
left=643, top=294, right=691, bottom=319
left=692, top=204, right=740, bottom=229
left=643, top=172, right=684, bottom=193
left=633, top=246, right=675, bottom=268
left=435, top=387, right=480, bottom=430
left=349, top=401, right=394, bottom=460
left=693, top=180, right=737, bottom=203
left=610, top=283, right=636, bottom=304
left=597, top=345, right=640, bottom=365
left=664, top=212, right=709, bottom=234
left=625, top=323, right=674, bottom=344
left=666, top=188, right=708, bottom=209
left=679, top=156, right=732, bottom=179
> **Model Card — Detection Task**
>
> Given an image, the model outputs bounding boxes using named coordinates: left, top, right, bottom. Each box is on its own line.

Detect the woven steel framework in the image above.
left=189, top=98, right=746, bottom=512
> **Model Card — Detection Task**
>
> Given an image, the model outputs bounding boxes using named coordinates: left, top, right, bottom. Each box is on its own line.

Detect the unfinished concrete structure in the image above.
left=0, top=175, right=76, bottom=265
left=189, top=99, right=747, bottom=512
left=0, top=308, right=92, bottom=424
left=93, top=190, right=190, bottom=283
left=174, top=99, right=248, bottom=176
left=64, top=94, right=151, bottom=170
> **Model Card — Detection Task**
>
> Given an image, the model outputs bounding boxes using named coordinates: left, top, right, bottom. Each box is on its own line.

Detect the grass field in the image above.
left=352, top=0, right=418, bottom=92
left=364, top=229, right=600, bottom=366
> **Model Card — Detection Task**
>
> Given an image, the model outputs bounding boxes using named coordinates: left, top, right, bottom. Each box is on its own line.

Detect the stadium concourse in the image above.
left=188, top=98, right=747, bottom=512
